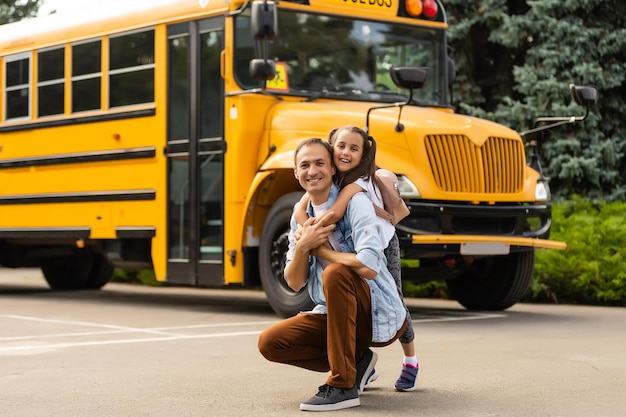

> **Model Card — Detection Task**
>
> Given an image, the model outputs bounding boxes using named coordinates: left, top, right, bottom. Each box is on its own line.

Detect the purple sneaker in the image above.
left=394, top=363, right=418, bottom=391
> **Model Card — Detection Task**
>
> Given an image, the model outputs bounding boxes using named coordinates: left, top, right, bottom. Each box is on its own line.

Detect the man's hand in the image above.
left=286, top=211, right=336, bottom=292
left=296, top=212, right=336, bottom=253
left=295, top=209, right=336, bottom=243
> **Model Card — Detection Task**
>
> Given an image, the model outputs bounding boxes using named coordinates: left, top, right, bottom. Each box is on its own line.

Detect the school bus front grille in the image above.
left=425, top=135, right=525, bottom=193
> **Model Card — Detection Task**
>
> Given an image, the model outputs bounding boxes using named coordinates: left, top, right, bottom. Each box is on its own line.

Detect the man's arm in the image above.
left=311, top=196, right=382, bottom=280
left=313, top=246, right=376, bottom=279
left=285, top=213, right=336, bottom=291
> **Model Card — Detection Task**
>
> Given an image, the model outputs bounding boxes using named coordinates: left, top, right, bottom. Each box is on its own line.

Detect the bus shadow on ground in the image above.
left=0, top=281, right=579, bottom=327
left=0, top=280, right=276, bottom=316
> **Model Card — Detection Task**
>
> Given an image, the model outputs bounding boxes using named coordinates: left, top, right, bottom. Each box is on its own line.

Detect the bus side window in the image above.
left=109, top=29, right=155, bottom=108
left=72, top=39, right=102, bottom=113
left=38, top=46, right=65, bottom=117
left=5, top=52, right=31, bottom=121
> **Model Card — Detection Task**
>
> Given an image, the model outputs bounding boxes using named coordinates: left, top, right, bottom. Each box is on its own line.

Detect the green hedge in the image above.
left=404, top=197, right=626, bottom=307
left=112, top=268, right=160, bottom=286
left=528, top=197, right=626, bottom=306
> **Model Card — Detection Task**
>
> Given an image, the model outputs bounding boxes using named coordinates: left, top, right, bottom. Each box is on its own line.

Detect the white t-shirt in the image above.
left=312, top=201, right=341, bottom=269
left=354, top=177, right=396, bottom=246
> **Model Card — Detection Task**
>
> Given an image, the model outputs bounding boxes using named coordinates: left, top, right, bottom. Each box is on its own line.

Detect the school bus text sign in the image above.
left=316, top=0, right=397, bottom=13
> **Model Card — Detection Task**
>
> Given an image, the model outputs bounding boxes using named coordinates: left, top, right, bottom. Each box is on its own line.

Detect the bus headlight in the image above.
left=535, top=180, right=551, bottom=202
left=397, top=175, right=421, bottom=199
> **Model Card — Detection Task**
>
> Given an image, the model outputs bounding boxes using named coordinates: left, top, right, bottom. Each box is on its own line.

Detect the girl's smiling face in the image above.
left=332, top=129, right=364, bottom=174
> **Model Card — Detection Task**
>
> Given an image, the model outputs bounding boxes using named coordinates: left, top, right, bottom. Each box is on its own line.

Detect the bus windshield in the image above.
left=234, top=9, right=448, bottom=106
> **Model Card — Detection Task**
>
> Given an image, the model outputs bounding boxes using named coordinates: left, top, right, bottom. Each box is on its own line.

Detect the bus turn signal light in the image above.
left=405, top=0, right=438, bottom=19
left=405, top=0, right=423, bottom=17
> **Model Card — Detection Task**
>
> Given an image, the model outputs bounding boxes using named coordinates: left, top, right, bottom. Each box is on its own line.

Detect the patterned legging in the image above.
left=384, top=233, right=415, bottom=344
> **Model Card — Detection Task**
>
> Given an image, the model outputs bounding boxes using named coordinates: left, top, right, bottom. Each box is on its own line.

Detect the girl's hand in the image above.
left=310, top=210, right=337, bottom=227
left=294, top=224, right=303, bottom=242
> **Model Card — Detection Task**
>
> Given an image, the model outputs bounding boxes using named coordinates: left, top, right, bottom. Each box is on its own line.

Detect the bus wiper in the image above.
left=303, top=88, right=329, bottom=103
left=366, top=90, right=409, bottom=101
left=225, top=88, right=282, bottom=100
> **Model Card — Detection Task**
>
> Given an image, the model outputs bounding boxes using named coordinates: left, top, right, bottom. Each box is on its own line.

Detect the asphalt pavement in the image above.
left=1, top=268, right=625, bottom=417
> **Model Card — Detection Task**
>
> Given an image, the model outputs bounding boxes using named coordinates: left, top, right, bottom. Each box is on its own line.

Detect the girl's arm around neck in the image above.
left=294, top=194, right=309, bottom=226
left=325, top=183, right=365, bottom=225
left=295, top=183, right=364, bottom=227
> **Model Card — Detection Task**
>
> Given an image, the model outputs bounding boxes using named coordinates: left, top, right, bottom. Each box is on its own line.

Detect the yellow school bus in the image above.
left=0, top=0, right=596, bottom=317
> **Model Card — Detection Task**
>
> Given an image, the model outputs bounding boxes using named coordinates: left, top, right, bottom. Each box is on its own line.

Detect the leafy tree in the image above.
left=445, top=0, right=626, bottom=200
left=0, top=0, right=42, bottom=24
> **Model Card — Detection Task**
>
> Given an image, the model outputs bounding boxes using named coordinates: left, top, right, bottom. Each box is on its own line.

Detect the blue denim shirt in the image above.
left=285, top=184, right=406, bottom=343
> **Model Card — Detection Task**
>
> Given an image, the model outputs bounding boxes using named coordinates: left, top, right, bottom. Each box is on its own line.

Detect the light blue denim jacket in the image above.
left=285, top=184, right=406, bottom=343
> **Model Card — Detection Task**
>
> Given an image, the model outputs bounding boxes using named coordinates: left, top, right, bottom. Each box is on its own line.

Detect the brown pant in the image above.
left=258, top=263, right=404, bottom=389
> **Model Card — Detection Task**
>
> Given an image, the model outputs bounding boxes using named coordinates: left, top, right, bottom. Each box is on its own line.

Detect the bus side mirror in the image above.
left=249, top=0, right=278, bottom=82
left=570, top=85, right=598, bottom=107
left=251, top=0, right=278, bottom=40
left=522, top=83, right=599, bottom=175
left=372, top=67, right=428, bottom=132
left=390, top=66, right=428, bottom=90
left=250, top=59, right=276, bottom=81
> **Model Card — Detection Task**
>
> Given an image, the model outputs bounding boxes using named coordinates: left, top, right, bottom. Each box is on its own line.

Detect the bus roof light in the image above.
left=423, top=0, right=438, bottom=19
left=405, top=0, right=423, bottom=17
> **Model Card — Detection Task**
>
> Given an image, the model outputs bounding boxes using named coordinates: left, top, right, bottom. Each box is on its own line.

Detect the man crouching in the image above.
left=258, top=137, right=407, bottom=411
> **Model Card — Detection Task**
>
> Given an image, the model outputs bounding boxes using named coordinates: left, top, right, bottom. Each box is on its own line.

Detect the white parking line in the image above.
left=0, top=331, right=265, bottom=353
left=0, top=315, right=280, bottom=341
left=411, top=313, right=506, bottom=323
left=0, top=312, right=505, bottom=353
left=2, top=314, right=183, bottom=336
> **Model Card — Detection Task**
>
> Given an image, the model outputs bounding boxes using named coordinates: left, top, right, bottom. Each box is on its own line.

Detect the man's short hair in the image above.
left=293, top=137, right=333, bottom=165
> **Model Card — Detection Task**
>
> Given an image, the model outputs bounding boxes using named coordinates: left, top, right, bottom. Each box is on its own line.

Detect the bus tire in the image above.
left=41, top=250, right=94, bottom=290
left=446, top=250, right=535, bottom=311
left=84, top=252, right=114, bottom=289
left=259, top=191, right=314, bottom=318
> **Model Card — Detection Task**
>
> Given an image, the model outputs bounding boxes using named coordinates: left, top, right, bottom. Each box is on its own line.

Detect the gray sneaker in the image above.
left=363, top=368, right=379, bottom=391
left=299, top=384, right=360, bottom=411
left=355, top=349, right=378, bottom=394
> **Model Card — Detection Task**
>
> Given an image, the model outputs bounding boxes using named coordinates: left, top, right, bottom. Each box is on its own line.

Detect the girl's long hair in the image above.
left=327, top=125, right=377, bottom=189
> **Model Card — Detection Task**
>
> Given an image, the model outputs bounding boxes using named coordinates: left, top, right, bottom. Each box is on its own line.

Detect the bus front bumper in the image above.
left=410, top=234, right=566, bottom=255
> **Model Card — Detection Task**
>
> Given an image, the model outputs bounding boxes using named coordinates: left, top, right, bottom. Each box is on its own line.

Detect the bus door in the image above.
left=166, top=18, right=225, bottom=286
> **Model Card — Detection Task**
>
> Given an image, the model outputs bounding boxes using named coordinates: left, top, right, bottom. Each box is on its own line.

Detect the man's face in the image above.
left=294, top=143, right=335, bottom=199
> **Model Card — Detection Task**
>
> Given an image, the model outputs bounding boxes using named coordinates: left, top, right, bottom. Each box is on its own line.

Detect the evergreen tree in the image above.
left=445, top=0, right=626, bottom=200
left=0, top=0, right=42, bottom=24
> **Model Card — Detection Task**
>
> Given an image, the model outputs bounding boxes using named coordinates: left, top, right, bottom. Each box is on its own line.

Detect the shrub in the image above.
left=529, top=197, right=626, bottom=306
left=112, top=268, right=161, bottom=286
